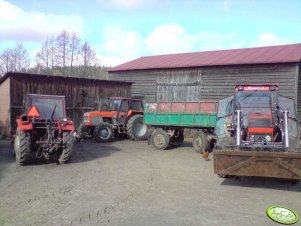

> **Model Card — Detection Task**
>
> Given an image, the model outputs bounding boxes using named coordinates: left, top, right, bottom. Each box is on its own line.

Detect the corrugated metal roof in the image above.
left=109, top=43, right=301, bottom=72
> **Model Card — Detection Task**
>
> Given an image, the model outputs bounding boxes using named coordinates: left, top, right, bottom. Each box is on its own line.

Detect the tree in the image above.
left=69, top=32, right=81, bottom=76
left=0, top=48, right=13, bottom=74
left=36, top=39, right=51, bottom=69
left=36, top=37, right=56, bottom=74
left=56, top=30, right=70, bottom=75
left=12, top=43, right=30, bottom=72
left=80, top=41, right=97, bottom=77
left=0, top=43, right=30, bottom=75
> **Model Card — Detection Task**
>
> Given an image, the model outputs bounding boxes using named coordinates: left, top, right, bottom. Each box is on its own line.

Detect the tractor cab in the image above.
left=23, top=94, right=66, bottom=119
left=234, top=85, right=277, bottom=145
left=83, top=97, right=144, bottom=126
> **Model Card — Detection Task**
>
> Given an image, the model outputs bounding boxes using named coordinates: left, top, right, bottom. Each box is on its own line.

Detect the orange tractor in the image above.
left=76, top=97, right=147, bottom=142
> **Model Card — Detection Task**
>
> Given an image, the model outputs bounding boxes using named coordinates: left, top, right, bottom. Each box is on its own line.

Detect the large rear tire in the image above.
left=192, top=131, right=207, bottom=153
left=127, top=115, right=147, bottom=140
left=94, top=123, right=113, bottom=142
left=58, top=132, right=74, bottom=164
left=151, top=129, right=170, bottom=150
left=14, top=131, right=31, bottom=165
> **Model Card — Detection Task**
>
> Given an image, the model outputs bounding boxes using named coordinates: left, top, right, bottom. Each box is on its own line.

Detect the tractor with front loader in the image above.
left=14, top=94, right=75, bottom=165
left=77, top=97, right=147, bottom=142
left=214, top=85, right=301, bottom=179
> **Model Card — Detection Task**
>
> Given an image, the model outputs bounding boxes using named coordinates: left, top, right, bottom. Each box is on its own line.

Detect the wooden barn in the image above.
left=0, top=72, right=131, bottom=137
left=109, top=43, right=301, bottom=120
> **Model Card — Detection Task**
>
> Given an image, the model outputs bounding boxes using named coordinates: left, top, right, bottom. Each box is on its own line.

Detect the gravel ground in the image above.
left=0, top=139, right=300, bottom=226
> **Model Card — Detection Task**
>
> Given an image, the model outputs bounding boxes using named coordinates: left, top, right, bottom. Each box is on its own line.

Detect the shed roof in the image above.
left=0, top=72, right=132, bottom=85
left=109, top=43, right=301, bottom=72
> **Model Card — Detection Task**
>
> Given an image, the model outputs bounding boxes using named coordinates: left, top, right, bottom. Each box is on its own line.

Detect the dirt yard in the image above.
left=0, top=139, right=300, bottom=226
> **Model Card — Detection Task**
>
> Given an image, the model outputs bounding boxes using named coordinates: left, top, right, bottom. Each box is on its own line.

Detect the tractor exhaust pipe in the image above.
left=284, top=110, right=289, bottom=148
left=236, top=109, right=241, bottom=146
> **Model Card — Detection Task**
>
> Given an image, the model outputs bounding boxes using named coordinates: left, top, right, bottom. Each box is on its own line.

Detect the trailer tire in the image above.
left=192, top=131, right=207, bottom=153
left=151, top=129, right=170, bottom=150
left=15, top=131, right=31, bottom=165
left=58, top=132, right=74, bottom=164
left=127, top=114, right=147, bottom=140
left=94, top=123, right=113, bottom=142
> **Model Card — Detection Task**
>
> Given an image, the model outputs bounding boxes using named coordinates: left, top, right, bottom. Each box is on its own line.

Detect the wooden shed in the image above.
left=0, top=72, right=132, bottom=137
left=109, top=43, right=301, bottom=121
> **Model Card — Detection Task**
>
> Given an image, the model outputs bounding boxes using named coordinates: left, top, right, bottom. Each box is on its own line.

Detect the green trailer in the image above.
left=144, top=101, right=218, bottom=153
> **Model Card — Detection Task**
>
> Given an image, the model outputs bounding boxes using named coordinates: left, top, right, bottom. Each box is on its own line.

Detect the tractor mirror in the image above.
left=217, top=96, right=234, bottom=118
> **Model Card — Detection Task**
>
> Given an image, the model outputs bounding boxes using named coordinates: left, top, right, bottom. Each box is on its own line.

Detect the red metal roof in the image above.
left=109, top=43, right=301, bottom=72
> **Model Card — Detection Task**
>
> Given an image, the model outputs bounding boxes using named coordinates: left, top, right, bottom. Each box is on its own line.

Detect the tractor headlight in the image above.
left=83, top=117, right=89, bottom=124
left=265, top=135, right=271, bottom=142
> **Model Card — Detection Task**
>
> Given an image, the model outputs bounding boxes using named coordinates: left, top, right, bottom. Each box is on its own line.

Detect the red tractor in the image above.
left=215, top=85, right=299, bottom=149
left=214, top=85, right=301, bottom=179
left=14, top=94, right=75, bottom=165
left=77, top=97, right=147, bottom=142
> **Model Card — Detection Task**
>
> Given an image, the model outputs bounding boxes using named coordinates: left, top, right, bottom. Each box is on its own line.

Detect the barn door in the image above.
left=156, top=82, right=201, bottom=102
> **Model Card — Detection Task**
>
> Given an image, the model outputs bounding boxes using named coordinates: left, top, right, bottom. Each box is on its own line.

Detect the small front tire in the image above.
left=94, top=123, right=113, bottom=142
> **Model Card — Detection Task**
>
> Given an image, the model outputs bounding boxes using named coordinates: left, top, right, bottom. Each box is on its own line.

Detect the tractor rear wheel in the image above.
left=94, top=123, right=113, bottom=142
left=151, top=129, right=170, bottom=150
left=192, top=131, right=207, bottom=153
left=58, top=132, right=74, bottom=164
left=127, top=115, right=147, bottom=140
left=14, top=131, right=31, bottom=165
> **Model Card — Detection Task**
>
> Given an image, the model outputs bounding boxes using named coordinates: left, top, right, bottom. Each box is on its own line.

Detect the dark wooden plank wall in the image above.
left=110, top=63, right=298, bottom=102
left=109, top=73, right=157, bottom=101
left=200, top=63, right=298, bottom=100
left=0, top=78, right=10, bottom=137
left=9, top=74, right=131, bottom=131
left=298, top=63, right=301, bottom=123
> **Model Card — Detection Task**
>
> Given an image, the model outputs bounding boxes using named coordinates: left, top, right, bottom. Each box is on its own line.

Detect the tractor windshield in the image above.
left=237, top=91, right=272, bottom=128
left=31, top=97, right=65, bottom=119
left=107, top=99, right=122, bottom=111
left=237, top=91, right=271, bottom=108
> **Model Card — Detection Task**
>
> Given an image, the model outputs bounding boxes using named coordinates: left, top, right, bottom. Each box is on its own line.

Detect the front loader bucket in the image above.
left=213, top=150, right=301, bottom=179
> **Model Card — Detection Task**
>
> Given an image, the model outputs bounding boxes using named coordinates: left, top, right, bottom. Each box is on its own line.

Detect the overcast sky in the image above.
left=1, top=0, right=301, bottom=67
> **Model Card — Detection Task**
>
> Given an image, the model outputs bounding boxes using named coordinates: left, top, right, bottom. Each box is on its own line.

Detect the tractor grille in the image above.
left=249, top=133, right=273, bottom=142
left=92, top=117, right=103, bottom=125
left=248, top=119, right=272, bottom=128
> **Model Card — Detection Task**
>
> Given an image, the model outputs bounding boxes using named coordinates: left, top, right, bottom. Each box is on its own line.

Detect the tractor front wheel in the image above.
left=127, top=115, right=148, bottom=140
left=151, top=129, right=170, bottom=150
left=94, top=123, right=113, bottom=142
left=14, top=131, right=31, bottom=165
left=58, top=132, right=74, bottom=164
